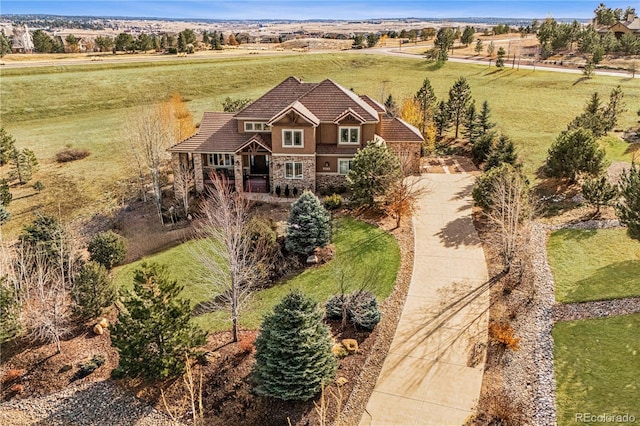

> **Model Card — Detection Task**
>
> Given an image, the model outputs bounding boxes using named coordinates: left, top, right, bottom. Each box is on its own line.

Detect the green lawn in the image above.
left=547, top=228, right=640, bottom=303
left=114, top=217, right=400, bottom=331
left=553, top=314, right=640, bottom=426
left=1, top=54, right=639, bottom=235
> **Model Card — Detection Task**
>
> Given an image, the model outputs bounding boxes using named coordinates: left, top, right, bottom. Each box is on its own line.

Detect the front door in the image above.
left=250, top=155, right=269, bottom=175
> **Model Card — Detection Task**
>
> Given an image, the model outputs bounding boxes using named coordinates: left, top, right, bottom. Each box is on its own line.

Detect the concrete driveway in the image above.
left=360, top=173, right=490, bottom=426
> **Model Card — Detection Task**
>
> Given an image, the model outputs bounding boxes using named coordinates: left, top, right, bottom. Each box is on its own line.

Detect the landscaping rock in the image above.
left=306, top=255, right=319, bottom=264
left=335, top=377, right=348, bottom=387
left=341, top=339, right=358, bottom=353
left=92, top=324, right=104, bottom=336
left=98, top=318, right=109, bottom=329
left=331, top=343, right=348, bottom=358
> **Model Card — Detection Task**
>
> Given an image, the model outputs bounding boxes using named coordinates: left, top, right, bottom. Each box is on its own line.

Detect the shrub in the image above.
left=285, top=191, right=331, bottom=256
left=3, top=369, right=24, bottom=383
left=275, top=185, right=281, bottom=197
left=88, top=231, right=126, bottom=269
left=325, top=294, right=348, bottom=320
left=473, top=163, right=526, bottom=210
left=616, top=163, right=640, bottom=240
left=72, top=354, right=106, bottom=381
left=489, top=321, right=520, bottom=351
left=582, top=175, right=618, bottom=213
left=253, top=290, right=337, bottom=401
left=55, top=148, right=90, bottom=163
left=323, top=193, right=342, bottom=210
left=238, top=333, right=256, bottom=354
left=0, top=179, right=11, bottom=206
left=111, top=263, right=207, bottom=380
left=545, top=128, right=606, bottom=182
left=71, top=261, right=117, bottom=320
left=32, top=181, right=44, bottom=192
left=0, top=280, right=21, bottom=344
left=349, top=291, right=381, bottom=330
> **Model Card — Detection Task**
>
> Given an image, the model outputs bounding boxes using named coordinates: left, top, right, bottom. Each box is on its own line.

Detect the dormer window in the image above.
left=339, top=126, right=360, bottom=144
left=244, top=122, right=270, bottom=132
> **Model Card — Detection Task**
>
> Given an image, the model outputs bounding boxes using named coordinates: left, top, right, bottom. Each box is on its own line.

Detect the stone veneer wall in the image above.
left=193, top=154, right=204, bottom=193
left=387, top=142, right=421, bottom=175
left=316, top=174, right=347, bottom=194
left=234, top=159, right=243, bottom=192
left=271, top=155, right=316, bottom=194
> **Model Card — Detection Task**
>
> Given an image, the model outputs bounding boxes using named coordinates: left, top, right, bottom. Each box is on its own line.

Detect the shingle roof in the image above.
left=316, top=144, right=360, bottom=155
left=297, top=79, right=379, bottom=123
left=170, top=112, right=249, bottom=153
left=360, top=95, right=386, bottom=114
left=268, top=100, right=320, bottom=126
left=379, top=117, right=424, bottom=142
left=234, top=76, right=318, bottom=119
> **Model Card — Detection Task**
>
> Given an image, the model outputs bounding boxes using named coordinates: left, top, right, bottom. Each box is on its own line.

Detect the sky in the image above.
left=0, top=1, right=634, bottom=20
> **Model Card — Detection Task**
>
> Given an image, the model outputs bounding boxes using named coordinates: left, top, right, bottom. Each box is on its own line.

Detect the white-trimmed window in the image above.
left=285, top=162, right=303, bottom=179
left=339, top=126, right=360, bottom=144
left=244, top=122, right=270, bottom=132
left=283, top=129, right=304, bottom=147
left=207, top=153, right=234, bottom=167
left=338, top=159, right=353, bottom=175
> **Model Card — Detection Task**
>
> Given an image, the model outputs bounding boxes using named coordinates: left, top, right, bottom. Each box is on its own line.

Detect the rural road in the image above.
left=360, top=173, right=490, bottom=426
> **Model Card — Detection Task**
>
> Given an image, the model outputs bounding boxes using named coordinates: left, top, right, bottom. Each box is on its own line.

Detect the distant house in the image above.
left=596, top=12, right=640, bottom=39
left=169, top=76, right=423, bottom=194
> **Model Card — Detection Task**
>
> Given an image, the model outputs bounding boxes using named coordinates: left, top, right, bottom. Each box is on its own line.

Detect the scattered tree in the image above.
left=484, top=135, right=519, bottom=171
left=88, top=230, right=127, bottom=269
left=487, top=41, right=496, bottom=57
left=285, top=191, right=331, bottom=256
left=545, top=128, right=606, bottom=182
left=0, top=127, right=16, bottom=166
left=582, top=175, right=618, bottom=214
left=346, top=141, right=402, bottom=208
left=384, top=94, right=398, bottom=117
left=253, top=290, right=337, bottom=401
left=366, top=33, right=379, bottom=48
left=0, top=179, right=11, bottom=207
left=0, top=278, right=21, bottom=343
left=616, top=163, right=640, bottom=240
left=447, top=77, right=473, bottom=139
left=461, top=26, right=475, bottom=46
left=71, top=261, right=117, bottom=320
left=474, top=39, right=483, bottom=54
left=432, top=27, right=456, bottom=62
left=9, top=148, right=38, bottom=185
left=111, top=263, right=206, bottom=380
left=0, top=34, right=11, bottom=57
left=496, top=47, right=506, bottom=68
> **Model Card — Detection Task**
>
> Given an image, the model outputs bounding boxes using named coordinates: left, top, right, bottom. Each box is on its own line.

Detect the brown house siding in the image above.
left=271, top=124, right=316, bottom=155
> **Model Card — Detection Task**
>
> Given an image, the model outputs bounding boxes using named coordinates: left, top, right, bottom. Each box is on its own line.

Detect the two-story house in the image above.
left=169, top=76, right=423, bottom=194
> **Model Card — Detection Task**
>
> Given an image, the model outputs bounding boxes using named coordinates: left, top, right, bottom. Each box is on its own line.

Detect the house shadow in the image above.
left=553, top=228, right=597, bottom=241
left=32, top=381, right=170, bottom=426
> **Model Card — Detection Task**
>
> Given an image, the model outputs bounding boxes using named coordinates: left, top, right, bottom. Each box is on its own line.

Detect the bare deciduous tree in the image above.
left=485, top=169, right=531, bottom=272
left=192, top=173, right=269, bottom=342
left=173, top=161, right=194, bottom=215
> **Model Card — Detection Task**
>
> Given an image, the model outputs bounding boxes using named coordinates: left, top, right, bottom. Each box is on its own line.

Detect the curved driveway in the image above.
left=360, top=173, right=490, bottom=426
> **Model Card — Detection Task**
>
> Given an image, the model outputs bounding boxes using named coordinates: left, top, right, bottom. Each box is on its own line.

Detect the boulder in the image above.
left=341, top=339, right=358, bottom=353
left=98, top=318, right=109, bottom=329
left=93, top=324, right=104, bottom=335
left=331, top=343, right=348, bottom=358
left=335, top=376, right=348, bottom=387
left=306, top=255, right=319, bottom=264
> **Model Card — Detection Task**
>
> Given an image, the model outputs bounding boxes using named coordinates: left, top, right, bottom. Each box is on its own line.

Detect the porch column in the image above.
left=234, top=156, right=244, bottom=192
left=193, top=154, right=204, bottom=193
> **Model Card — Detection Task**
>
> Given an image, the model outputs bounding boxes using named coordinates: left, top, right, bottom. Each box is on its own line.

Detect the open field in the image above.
left=1, top=53, right=639, bottom=235
left=547, top=228, right=640, bottom=303
left=114, top=217, right=400, bottom=331
left=553, top=314, right=640, bottom=426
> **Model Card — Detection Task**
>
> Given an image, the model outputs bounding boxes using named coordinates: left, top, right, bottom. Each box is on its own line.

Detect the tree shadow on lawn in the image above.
left=565, top=260, right=640, bottom=303
left=552, top=228, right=598, bottom=241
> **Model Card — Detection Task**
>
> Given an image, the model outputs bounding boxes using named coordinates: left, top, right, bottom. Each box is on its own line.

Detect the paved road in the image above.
left=360, top=173, right=490, bottom=426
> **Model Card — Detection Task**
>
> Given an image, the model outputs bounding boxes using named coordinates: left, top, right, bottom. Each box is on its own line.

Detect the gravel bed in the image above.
left=553, top=297, right=640, bottom=322
left=0, top=380, right=183, bottom=426
left=339, top=220, right=414, bottom=426
left=548, top=219, right=622, bottom=231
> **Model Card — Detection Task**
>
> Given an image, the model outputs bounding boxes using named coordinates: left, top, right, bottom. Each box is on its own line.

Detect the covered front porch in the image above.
left=233, top=137, right=272, bottom=193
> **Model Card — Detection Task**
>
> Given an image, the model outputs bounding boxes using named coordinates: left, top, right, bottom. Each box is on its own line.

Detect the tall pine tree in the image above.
left=111, top=263, right=206, bottom=380
left=447, top=77, right=472, bottom=139
left=253, top=290, right=337, bottom=401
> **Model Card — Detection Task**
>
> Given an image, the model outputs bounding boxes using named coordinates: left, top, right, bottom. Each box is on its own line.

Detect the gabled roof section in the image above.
left=379, top=117, right=424, bottom=142
left=234, top=76, right=318, bottom=120
left=360, top=95, right=386, bottom=114
left=169, top=112, right=236, bottom=152
left=267, top=100, right=320, bottom=126
left=235, top=133, right=272, bottom=153
left=297, top=79, right=379, bottom=123
left=333, top=108, right=366, bottom=124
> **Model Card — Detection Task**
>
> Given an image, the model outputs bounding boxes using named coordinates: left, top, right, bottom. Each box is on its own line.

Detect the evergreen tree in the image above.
left=474, top=39, right=483, bottom=54
left=545, top=128, right=606, bottom=182
left=219, top=32, right=225, bottom=45
left=0, top=34, right=10, bottom=57
left=88, top=230, right=127, bottom=269
left=72, top=261, right=117, bottom=320
left=285, top=191, right=331, bottom=256
left=582, top=175, right=618, bottom=214
left=253, top=291, right=337, bottom=401
left=433, top=27, right=455, bottom=61
left=177, top=32, right=187, bottom=52
left=496, top=46, right=506, bottom=68
left=415, top=77, right=437, bottom=135
left=447, top=77, right=473, bottom=139
left=484, top=135, right=519, bottom=171
left=0, top=127, right=16, bottom=166
left=478, top=101, right=496, bottom=135
left=0, top=179, right=11, bottom=207
left=111, top=263, right=206, bottom=380
left=384, top=94, right=398, bottom=117
left=202, top=30, right=210, bottom=48
left=0, top=204, right=10, bottom=227
left=461, top=26, right=475, bottom=46
left=346, top=141, right=402, bottom=208
left=434, top=99, right=451, bottom=139
left=616, top=163, right=640, bottom=240
left=471, top=132, right=496, bottom=164
left=9, top=148, right=38, bottom=184
left=464, top=101, right=482, bottom=143
left=0, top=279, right=21, bottom=343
